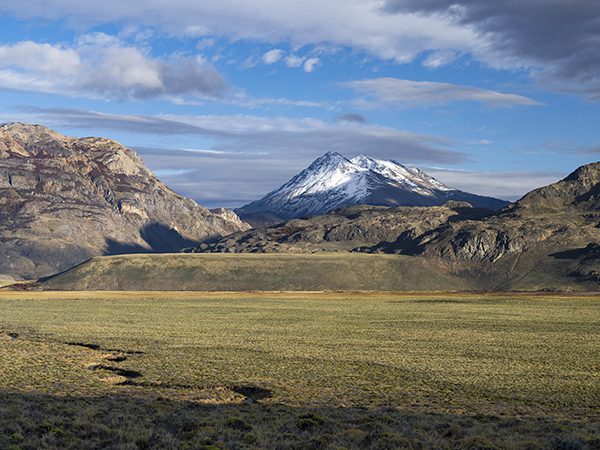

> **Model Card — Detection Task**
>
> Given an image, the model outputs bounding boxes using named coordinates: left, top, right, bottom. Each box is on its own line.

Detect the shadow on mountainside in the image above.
left=140, top=222, right=200, bottom=253
left=0, top=389, right=597, bottom=450
left=550, top=243, right=600, bottom=261
left=104, top=223, right=201, bottom=256
left=104, top=239, right=150, bottom=256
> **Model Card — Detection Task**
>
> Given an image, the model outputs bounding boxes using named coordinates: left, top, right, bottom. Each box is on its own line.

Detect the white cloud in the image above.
left=261, top=48, right=284, bottom=64
left=0, top=41, right=80, bottom=76
left=344, top=77, right=538, bottom=108
left=303, top=57, right=320, bottom=73
left=422, top=49, right=460, bottom=69
left=285, top=54, right=305, bottom=68
left=196, top=37, right=216, bottom=50
left=0, top=1, right=479, bottom=66
left=2, top=1, right=599, bottom=98
left=0, top=35, right=226, bottom=100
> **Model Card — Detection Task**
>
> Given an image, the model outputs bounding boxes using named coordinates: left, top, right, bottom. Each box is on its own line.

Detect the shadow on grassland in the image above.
left=0, top=390, right=598, bottom=450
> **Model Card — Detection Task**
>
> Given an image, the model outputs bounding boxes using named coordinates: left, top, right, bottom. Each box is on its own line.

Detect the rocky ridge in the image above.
left=198, top=202, right=489, bottom=254
left=0, top=123, right=249, bottom=279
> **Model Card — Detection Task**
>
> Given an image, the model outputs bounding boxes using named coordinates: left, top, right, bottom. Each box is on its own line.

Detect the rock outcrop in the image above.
left=0, top=123, right=249, bottom=279
left=386, top=162, right=600, bottom=263
left=197, top=203, right=491, bottom=254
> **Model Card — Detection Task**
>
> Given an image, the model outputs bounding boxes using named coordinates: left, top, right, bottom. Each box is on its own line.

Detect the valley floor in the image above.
left=0, top=291, right=598, bottom=449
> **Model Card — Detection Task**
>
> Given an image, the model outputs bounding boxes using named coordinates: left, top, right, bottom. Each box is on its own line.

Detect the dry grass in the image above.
left=36, top=253, right=473, bottom=291
left=0, top=291, right=599, bottom=449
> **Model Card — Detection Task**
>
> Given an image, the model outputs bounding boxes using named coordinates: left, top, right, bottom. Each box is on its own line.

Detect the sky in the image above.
left=0, top=1, right=599, bottom=208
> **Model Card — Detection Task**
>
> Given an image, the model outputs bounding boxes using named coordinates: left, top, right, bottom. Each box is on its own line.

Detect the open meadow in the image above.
left=0, top=291, right=598, bottom=449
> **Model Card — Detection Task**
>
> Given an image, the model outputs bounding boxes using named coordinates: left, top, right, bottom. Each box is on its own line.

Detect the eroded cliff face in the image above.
left=0, top=123, right=249, bottom=279
left=396, top=162, right=600, bottom=264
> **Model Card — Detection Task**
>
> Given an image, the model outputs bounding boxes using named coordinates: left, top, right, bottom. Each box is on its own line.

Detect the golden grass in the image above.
left=0, top=291, right=599, bottom=448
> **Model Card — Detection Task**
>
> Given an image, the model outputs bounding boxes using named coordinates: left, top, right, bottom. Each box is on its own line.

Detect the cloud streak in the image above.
left=18, top=106, right=461, bottom=162
left=344, top=78, right=538, bottom=108
left=10, top=106, right=468, bottom=205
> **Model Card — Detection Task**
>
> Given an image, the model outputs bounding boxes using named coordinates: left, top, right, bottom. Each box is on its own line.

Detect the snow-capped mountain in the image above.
left=236, top=152, right=508, bottom=224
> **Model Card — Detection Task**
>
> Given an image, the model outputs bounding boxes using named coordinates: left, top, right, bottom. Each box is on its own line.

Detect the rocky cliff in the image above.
left=0, top=123, right=249, bottom=279
left=389, top=162, right=600, bottom=263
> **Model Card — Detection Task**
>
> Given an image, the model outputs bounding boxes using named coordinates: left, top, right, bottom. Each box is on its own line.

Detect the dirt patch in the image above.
left=87, top=364, right=142, bottom=385
left=109, top=349, right=144, bottom=355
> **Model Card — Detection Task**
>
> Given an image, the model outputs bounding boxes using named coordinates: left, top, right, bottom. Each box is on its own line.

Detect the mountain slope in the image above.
left=0, top=123, right=249, bottom=279
left=385, top=161, right=600, bottom=262
left=236, top=152, right=508, bottom=224
left=367, top=161, right=600, bottom=289
left=203, top=161, right=600, bottom=291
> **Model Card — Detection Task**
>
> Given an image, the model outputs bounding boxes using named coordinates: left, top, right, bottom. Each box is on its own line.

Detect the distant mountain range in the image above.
left=2, top=123, right=598, bottom=291
left=0, top=123, right=249, bottom=280
left=236, top=152, right=508, bottom=225
left=201, top=161, right=600, bottom=291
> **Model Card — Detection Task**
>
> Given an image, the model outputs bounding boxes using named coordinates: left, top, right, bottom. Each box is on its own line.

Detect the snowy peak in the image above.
left=309, top=151, right=350, bottom=168
left=296, top=152, right=360, bottom=183
left=236, top=152, right=509, bottom=222
left=351, top=155, right=452, bottom=193
left=278, top=151, right=374, bottom=200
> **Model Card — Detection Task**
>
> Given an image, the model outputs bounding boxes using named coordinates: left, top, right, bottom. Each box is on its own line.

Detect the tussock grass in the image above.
left=0, top=291, right=598, bottom=448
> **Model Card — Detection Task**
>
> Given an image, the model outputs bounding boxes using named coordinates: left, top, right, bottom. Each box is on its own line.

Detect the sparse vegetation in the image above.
left=36, top=253, right=472, bottom=291
left=0, top=291, right=598, bottom=448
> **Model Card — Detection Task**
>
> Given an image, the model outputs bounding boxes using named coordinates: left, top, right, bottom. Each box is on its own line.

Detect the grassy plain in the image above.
left=0, top=291, right=598, bottom=449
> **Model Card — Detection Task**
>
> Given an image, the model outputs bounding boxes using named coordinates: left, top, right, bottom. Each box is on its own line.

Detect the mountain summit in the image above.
left=236, top=152, right=507, bottom=224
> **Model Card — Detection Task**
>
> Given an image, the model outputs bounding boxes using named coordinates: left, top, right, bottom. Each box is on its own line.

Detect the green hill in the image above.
left=32, top=249, right=600, bottom=292
left=36, top=253, right=472, bottom=291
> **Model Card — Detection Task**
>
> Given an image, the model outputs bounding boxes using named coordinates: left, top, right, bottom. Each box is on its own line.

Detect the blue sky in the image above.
left=0, top=1, right=598, bottom=208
